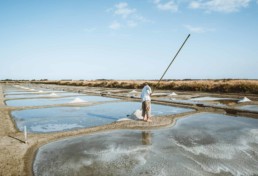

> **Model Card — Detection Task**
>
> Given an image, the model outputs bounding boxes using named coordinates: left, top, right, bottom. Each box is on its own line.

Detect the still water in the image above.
left=6, top=96, right=118, bottom=107
left=33, top=113, right=258, bottom=175
left=12, top=102, right=194, bottom=133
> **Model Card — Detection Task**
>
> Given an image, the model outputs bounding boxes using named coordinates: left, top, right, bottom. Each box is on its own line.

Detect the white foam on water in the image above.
left=82, top=159, right=93, bottom=166
left=238, top=97, right=251, bottom=103
left=247, top=129, right=258, bottom=143
left=173, top=138, right=238, bottom=160
left=171, top=128, right=258, bottom=176
left=69, top=97, right=87, bottom=104
left=30, top=123, right=84, bottom=132
left=192, top=157, right=257, bottom=176
left=249, top=129, right=258, bottom=136
left=83, top=144, right=148, bottom=165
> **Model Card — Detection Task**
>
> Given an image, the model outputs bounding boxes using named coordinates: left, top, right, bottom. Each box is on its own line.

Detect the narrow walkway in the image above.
left=0, top=85, right=27, bottom=176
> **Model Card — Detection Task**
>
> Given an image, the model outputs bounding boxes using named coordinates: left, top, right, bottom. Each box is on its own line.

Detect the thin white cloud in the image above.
left=109, top=21, right=122, bottom=30
left=114, top=2, right=136, bottom=18
left=184, top=25, right=215, bottom=33
left=154, top=0, right=178, bottom=12
left=108, top=2, right=151, bottom=30
left=189, top=0, right=251, bottom=13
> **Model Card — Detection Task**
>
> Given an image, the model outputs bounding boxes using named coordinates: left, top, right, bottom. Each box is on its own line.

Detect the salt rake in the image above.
left=152, top=33, right=191, bottom=94
left=128, top=34, right=191, bottom=120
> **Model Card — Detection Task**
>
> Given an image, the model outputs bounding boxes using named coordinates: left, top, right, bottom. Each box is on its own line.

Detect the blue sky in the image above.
left=0, top=0, right=257, bottom=80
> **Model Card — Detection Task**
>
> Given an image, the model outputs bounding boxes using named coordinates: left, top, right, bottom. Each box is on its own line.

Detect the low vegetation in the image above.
left=2, top=79, right=257, bottom=94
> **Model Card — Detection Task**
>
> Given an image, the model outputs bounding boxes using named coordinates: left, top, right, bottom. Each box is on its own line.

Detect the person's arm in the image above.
left=147, top=87, right=152, bottom=96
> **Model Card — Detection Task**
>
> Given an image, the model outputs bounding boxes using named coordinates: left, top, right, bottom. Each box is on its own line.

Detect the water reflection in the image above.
left=6, top=95, right=118, bottom=107
left=12, top=102, right=193, bottom=133
left=34, top=113, right=258, bottom=175
left=141, top=131, right=152, bottom=145
left=238, top=105, right=258, bottom=112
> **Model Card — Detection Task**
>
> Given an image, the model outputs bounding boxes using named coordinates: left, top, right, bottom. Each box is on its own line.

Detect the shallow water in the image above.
left=238, top=105, right=258, bottom=112
left=5, top=96, right=118, bottom=107
left=158, top=98, right=227, bottom=107
left=12, top=102, right=194, bottom=133
left=33, top=113, right=258, bottom=176
left=190, top=96, right=237, bottom=101
left=4, top=90, right=64, bottom=95
left=5, top=92, right=84, bottom=99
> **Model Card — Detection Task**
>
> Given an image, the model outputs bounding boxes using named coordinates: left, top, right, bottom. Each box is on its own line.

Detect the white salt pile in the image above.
left=23, top=87, right=29, bottom=89
left=168, top=92, right=177, bottom=96
left=238, top=97, right=251, bottom=103
left=49, top=93, right=58, bottom=97
left=69, top=98, right=87, bottom=104
left=38, top=90, right=44, bottom=93
left=129, top=90, right=138, bottom=94
left=117, top=109, right=143, bottom=121
left=128, top=90, right=138, bottom=98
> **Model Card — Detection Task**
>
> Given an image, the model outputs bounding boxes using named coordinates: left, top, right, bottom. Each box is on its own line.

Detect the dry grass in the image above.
left=2, top=79, right=255, bottom=94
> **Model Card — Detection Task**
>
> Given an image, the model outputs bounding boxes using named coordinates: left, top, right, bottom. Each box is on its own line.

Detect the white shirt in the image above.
left=141, top=85, right=152, bottom=102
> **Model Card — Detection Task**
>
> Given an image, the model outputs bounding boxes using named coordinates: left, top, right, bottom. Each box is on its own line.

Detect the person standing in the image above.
left=141, top=83, right=152, bottom=122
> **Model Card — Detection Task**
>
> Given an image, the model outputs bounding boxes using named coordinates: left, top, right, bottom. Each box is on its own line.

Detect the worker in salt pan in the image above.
left=141, top=83, right=152, bottom=122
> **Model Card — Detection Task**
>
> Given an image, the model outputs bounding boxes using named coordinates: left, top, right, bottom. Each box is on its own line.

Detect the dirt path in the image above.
left=0, top=85, right=27, bottom=176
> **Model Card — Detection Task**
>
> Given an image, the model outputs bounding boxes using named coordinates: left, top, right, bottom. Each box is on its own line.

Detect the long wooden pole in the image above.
left=152, top=34, right=191, bottom=93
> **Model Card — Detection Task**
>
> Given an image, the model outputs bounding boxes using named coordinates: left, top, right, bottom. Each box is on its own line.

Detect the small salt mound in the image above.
left=69, top=98, right=87, bottom=104
left=49, top=93, right=58, bottom=96
left=128, top=109, right=143, bottom=120
left=238, top=97, right=251, bottom=103
left=129, top=90, right=138, bottom=94
left=38, top=90, right=44, bottom=93
left=168, top=92, right=177, bottom=96
left=116, top=109, right=143, bottom=122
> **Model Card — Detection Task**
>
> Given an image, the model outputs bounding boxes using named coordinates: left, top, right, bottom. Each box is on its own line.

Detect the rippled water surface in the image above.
left=33, top=113, right=258, bottom=175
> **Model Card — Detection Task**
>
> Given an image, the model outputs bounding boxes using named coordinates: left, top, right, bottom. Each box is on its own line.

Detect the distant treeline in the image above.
left=3, top=79, right=255, bottom=94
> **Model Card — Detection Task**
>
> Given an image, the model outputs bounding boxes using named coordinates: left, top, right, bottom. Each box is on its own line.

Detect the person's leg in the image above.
left=146, top=101, right=152, bottom=122
left=142, top=101, right=147, bottom=121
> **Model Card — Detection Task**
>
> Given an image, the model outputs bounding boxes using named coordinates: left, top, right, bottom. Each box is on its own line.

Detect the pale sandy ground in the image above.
left=1, top=84, right=258, bottom=176
left=0, top=84, right=200, bottom=176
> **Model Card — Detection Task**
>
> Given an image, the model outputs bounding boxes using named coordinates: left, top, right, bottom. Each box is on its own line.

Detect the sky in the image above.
left=0, top=0, right=258, bottom=80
